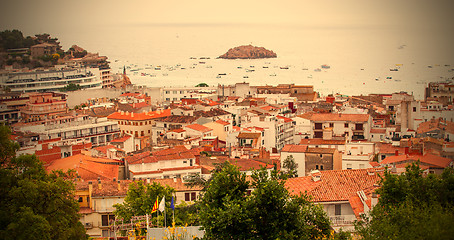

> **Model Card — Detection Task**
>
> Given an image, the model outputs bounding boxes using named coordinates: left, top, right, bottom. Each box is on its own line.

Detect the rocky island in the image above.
left=218, top=45, right=277, bottom=59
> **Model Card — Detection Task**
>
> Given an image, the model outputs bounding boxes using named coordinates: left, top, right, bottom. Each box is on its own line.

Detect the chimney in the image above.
left=173, top=177, right=177, bottom=183
left=113, top=177, right=116, bottom=182
left=395, top=150, right=399, bottom=156
left=98, top=177, right=102, bottom=189
left=88, top=181, right=93, bottom=208
left=371, top=192, right=378, bottom=207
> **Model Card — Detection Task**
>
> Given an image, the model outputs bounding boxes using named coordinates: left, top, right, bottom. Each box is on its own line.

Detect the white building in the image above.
left=342, top=142, right=375, bottom=170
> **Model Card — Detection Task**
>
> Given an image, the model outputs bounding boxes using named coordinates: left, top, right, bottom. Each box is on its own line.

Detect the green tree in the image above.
left=61, top=83, right=82, bottom=92
left=113, top=181, right=175, bottom=226
left=355, top=163, right=454, bottom=239
left=282, top=155, right=298, bottom=178
left=195, top=83, right=209, bottom=87
left=198, top=162, right=331, bottom=239
left=0, top=124, right=87, bottom=240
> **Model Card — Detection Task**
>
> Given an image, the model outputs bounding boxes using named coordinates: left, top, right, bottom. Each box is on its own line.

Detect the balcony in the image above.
left=329, top=215, right=355, bottom=226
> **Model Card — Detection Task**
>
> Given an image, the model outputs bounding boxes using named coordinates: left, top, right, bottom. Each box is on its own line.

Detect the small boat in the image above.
left=218, top=73, right=227, bottom=75
left=243, top=76, right=249, bottom=78
left=307, top=75, right=312, bottom=78
left=314, top=68, right=321, bottom=72
left=270, top=73, right=277, bottom=77
left=263, top=66, right=269, bottom=68
left=321, top=64, right=330, bottom=69
left=386, top=76, right=392, bottom=79
left=375, top=78, right=380, bottom=81
left=189, top=57, right=196, bottom=59
left=390, top=68, right=399, bottom=71
left=250, top=65, right=255, bottom=68
left=394, top=79, right=401, bottom=82
left=280, top=66, right=289, bottom=69
left=237, top=66, right=243, bottom=69
left=206, top=65, right=212, bottom=68
left=216, top=75, right=221, bottom=78
left=155, top=67, right=161, bottom=70
left=246, top=69, right=255, bottom=72
left=360, top=68, right=364, bottom=70
left=199, top=62, right=206, bottom=64
left=302, top=68, right=309, bottom=70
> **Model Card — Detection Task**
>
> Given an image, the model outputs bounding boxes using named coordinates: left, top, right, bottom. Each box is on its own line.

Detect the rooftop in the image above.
left=285, top=168, right=382, bottom=202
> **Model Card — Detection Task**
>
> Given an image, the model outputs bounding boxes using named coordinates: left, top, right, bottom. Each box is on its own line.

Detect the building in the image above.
left=285, top=168, right=382, bottom=230
left=380, top=153, right=453, bottom=174
left=342, top=142, right=375, bottom=170
left=304, top=113, right=372, bottom=141
left=107, top=109, right=171, bottom=138
left=280, top=145, right=342, bottom=176
left=203, top=119, right=232, bottom=142
left=30, top=42, right=57, bottom=58
left=20, top=92, right=67, bottom=122
left=0, top=67, right=102, bottom=92
left=125, top=146, right=202, bottom=179
left=425, top=81, right=454, bottom=106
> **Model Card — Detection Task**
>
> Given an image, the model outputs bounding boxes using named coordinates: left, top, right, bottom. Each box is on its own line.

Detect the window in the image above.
left=316, top=165, right=319, bottom=170
left=320, top=165, right=324, bottom=170
left=346, top=164, right=352, bottom=170
left=101, top=214, right=115, bottom=226
left=344, top=123, right=348, bottom=128
left=335, top=204, right=341, bottom=215
left=315, top=123, right=323, bottom=130
left=185, top=192, right=197, bottom=201
left=413, top=107, right=417, bottom=112
left=78, top=197, right=83, bottom=202
left=329, top=123, right=334, bottom=127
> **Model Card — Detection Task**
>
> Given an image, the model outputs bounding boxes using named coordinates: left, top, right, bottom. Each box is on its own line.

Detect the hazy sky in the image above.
left=1, top=0, right=454, bottom=34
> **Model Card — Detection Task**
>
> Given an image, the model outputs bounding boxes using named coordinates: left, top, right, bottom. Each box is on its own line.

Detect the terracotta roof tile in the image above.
left=185, top=124, right=212, bottom=133
left=285, top=168, right=382, bottom=202
left=47, top=154, right=120, bottom=181
left=276, top=115, right=293, bottom=123
left=308, top=113, right=370, bottom=122
left=381, top=153, right=452, bottom=168
left=215, top=119, right=230, bottom=125
left=299, top=139, right=345, bottom=145
left=237, top=132, right=261, bottom=139
left=281, top=144, right=308, bottom=153
left=111, top=135, right=132, bottom=143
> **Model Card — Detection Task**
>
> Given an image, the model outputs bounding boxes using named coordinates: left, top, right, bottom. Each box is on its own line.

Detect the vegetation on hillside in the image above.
left=355, top=162, right=454, bottom=239
left=0, top=124, right=88, bottom=239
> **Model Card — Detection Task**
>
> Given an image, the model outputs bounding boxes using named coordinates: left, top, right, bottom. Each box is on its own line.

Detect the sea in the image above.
left=57, top=23, right=454, bottom=100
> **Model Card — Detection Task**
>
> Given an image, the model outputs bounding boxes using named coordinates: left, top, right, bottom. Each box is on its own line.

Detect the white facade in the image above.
left=342, top=142, right=375, bottom=170
left=243, top=115, right=295, bottom=151
left=0, top=67, right=102, bottom=92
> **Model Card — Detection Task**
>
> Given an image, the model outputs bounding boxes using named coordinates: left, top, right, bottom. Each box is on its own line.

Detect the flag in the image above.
left=170, top=196, right=175, bottom=210
left=151, top=197, right=159, bottom=213
left=158, top=196, right=165, bottom=212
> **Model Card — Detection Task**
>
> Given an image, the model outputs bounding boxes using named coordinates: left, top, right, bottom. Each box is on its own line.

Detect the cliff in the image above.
left=218, top=45, right=277, bottom=59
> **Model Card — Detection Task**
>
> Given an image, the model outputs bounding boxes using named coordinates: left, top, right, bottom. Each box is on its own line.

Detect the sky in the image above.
left=1, top=0, right=454, bottom=34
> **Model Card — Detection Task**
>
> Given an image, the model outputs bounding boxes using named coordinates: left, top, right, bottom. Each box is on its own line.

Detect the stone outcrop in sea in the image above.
left=218, top=45, right=277, bottom=59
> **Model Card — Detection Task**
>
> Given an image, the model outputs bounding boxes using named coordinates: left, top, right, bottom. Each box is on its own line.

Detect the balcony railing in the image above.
left=330, top=216, right=354, bottom=226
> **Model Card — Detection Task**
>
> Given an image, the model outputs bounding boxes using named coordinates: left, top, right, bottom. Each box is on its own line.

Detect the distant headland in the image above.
left=218, top=45, right=277, bottom=59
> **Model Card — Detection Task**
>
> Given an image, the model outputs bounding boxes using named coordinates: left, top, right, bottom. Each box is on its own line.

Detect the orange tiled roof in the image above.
left=93, top=145, right=124, bottom=154
left=381, top=153, right=452, bottom=168
left=370, top=128, right=386, bottom=134
left=348, top=186, right=377, bottom=219
left=111, top=135, right=132, bottom=143
left=47, top=154, right=120, bottom=181
left=185, top=124, right=212, bottom=133
left=281, top=144, right=308, bottom=153
left=299, top=139, right=345, bottom=145
left=237, top=132, right=261, bottom=139
left=285, top=168, right=382, bottom=202
left=308, top=113, right=370, bottom=122
left=376, top=143, right=406, bottom=154
left=169, top=128, right=186, bottom=133
left=276, top=115, right=293, bottom=123
left=215, top=119, right=230, bottom=125
left=305, top=147, right=336, bottom=154
left=107, top=109, right=171, bottom=121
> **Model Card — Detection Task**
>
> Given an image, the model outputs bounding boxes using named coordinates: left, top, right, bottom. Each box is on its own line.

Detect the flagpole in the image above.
left=172, top=195, right=175, bottom=225
left=164, top=206, right=167, bottom=228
